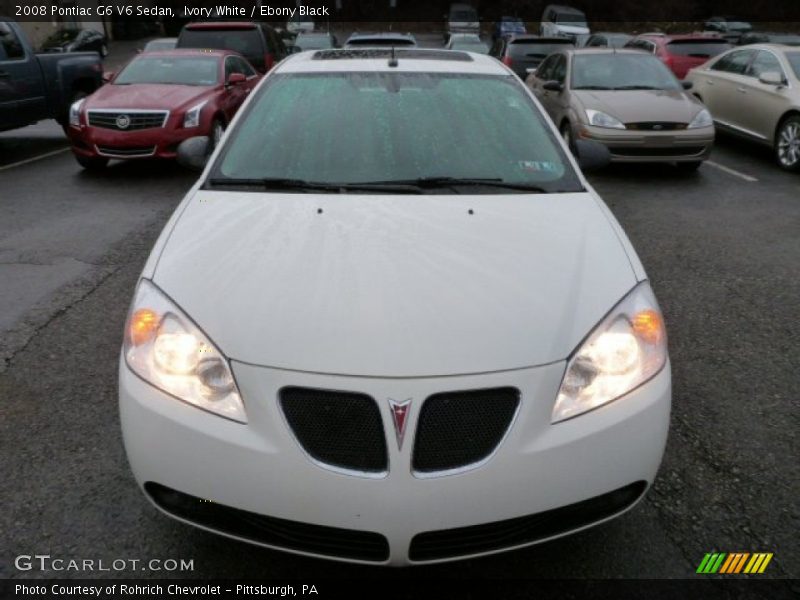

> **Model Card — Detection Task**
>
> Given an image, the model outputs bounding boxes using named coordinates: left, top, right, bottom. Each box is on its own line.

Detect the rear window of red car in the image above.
left=666, top=40, right=732, bottom=58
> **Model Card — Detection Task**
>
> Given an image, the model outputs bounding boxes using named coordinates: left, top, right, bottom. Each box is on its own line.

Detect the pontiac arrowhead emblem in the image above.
left=388, top=399, right=411, bottom=449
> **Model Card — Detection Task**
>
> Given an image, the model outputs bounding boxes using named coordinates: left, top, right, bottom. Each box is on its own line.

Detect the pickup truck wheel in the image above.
left=75, top=154, right=109, bottom=170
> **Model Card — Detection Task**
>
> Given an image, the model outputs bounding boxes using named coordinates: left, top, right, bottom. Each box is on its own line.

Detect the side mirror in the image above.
left=102, top=70, right=115, bottom=83
left=176, top=136, right=210, bottom=171
left=543, top=80, right=563, bottom=92
left=226, top=72, right=247, bottom=87
left=574, top=139, right=611, bottom=172
left=758, top=71, right=783, bottom=86
left=681, top=80, right=693, bottom=90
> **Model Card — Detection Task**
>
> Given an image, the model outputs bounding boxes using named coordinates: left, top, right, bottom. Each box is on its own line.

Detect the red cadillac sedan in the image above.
left=67, top=49, right=260, bottom=169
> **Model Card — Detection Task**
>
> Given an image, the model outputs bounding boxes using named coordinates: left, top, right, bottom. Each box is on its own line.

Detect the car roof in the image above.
left=276, top=48, right=508, bottom=75
left=184, top=21, right=259, bottom=30
left=568, top=47, right=658, bottom=56
left=508, top=35, right=573, bottom=43
left=134, top=48, right=231, bottom=58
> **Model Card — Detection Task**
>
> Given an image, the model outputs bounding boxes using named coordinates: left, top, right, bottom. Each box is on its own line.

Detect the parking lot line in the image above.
left=0, top=147, right=70, bottom=173
left=704, top=160, right=759, bottom=183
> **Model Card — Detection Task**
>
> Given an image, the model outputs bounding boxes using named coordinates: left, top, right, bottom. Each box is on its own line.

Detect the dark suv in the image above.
left=176, top=21, right=287, bottom=73
left=490, top=35, right=574, bottom=79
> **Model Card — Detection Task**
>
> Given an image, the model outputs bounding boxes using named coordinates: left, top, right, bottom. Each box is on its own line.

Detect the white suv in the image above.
left=540, top=4, right=591, bottom=41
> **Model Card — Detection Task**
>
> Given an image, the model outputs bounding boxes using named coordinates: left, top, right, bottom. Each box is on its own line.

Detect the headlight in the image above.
left=69, top=98, right=84, bottom=127
left=585, top=109, right=626, bottom=129
left=183, top=101, right=206, bottom=128
left=552, top=281, right=667, bottom=423
left=123, top=279, right=246, bottom=423
left=688, top=108, right=713, bottom=129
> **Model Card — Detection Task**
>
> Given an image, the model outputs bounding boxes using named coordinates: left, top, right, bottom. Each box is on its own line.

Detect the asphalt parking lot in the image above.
left=1, top=36, right=798, bottom=584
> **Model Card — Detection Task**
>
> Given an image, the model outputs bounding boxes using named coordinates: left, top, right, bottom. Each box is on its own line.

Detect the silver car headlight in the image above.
left=688, top=108, right=713, bottom=129
left=123, top=279, right=246, bottom=423
left=69, top=98, right=85, bottom=127
left=183, top=101, right=206, bottom=128
left=553, top=281, right=668, bottom=423
left=585, top=109, right=626, bottom=129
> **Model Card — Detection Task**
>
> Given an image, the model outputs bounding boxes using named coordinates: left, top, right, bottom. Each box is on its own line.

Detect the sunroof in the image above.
left=312, top=49, right=474, bottom=62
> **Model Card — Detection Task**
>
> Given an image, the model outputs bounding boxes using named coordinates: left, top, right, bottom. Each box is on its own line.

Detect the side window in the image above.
left=224, top=57, right=236, bottom=79
left=644, top=41, right=656, bottom=54
left=0, top=22, right=25, bottom=60
left=552, top=55, right=567, bottom=83
left=537, top=55, right=555, bottom=80
left=712, top=50, right=754, bottom=74
left=235, top=56, right=256, bottom=77
left=747, top=50, right=784, bottom=80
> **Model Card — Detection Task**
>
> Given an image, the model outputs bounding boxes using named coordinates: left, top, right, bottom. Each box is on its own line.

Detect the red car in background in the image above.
left=176, top=21, right=289, bottom=74
left=68, top=49, right=260, bottom=169
left=625, top=33, right=732, bottom=79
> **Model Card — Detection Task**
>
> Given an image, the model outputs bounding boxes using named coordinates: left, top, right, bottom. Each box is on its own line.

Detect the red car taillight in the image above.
left=502, top=56, right=513, bottom=67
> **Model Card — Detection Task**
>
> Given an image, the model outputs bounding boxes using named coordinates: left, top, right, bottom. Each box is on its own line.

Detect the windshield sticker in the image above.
left=518, top=160, right=559, bottom=173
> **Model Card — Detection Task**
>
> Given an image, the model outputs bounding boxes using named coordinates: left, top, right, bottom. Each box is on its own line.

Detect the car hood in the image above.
left=152, top=191, right=638, bottom=377
left=86, top=83, right=214, bottom=111
left=574, top=89, right=702, bottom=123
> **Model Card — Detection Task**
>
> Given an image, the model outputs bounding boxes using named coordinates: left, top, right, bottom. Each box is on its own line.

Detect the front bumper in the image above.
left=577, top=123, right=715, bottom=163
left=68, top=123, right=201, bottom=160
left=120, top=358, right=671, bottom=565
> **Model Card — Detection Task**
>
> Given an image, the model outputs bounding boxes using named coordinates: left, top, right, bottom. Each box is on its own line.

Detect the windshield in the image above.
left=788, top=52, right=800, bottom=78
left=295, top=35, right=333, bottom=50
left=666, top=40, right=732, bottom=57
left=571, top=54, right=680, bottom=90
left=144, top=39, right=177, bottom=51
left=114, top=56, right=219, bottom=86
left=211, top=72, right=581, bottom=193
left=179, top=29, right=263, bottom=65
left=556, top=13, right=587, bottom=25
left=450, top=41, right=490, bottom=53
left=509, top=41, right=572, bottom=58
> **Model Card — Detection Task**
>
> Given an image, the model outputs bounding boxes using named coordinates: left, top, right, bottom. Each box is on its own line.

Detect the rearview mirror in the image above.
left=176, top=136, right=210, bottom=171
left=226, top=72, right=246, bottom=86
left=758, top=71, right=783, bottom=86
left=574, top=139, right=611, bottom=172
left=543, top=80, right=563, bottom=92
left=681, top=80, right=693, bottom=90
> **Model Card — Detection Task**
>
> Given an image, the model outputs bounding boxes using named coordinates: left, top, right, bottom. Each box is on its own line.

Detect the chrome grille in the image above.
left=95, top=145, right=156, bottom=157
left=88, top=110, right=168, bottom=131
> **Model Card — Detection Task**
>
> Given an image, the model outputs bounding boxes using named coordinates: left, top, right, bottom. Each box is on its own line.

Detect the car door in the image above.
left=535, top=54, right=567, bottom=123
left=735, top=49, right=792, bottom=142
left=0, top=22, right=46, bottom=130
left=697, top=49, right=757, bottom=133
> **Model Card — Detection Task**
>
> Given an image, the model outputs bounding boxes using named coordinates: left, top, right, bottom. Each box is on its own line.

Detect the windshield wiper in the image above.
left=573, top=85, right=613, bottom=90
left=353, top=177, right=555, bottom=193
left=206, top=177, right=422, bottom=194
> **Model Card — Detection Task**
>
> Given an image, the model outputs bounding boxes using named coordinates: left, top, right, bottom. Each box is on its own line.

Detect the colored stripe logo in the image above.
left=697, top=552, right=773, bottom=574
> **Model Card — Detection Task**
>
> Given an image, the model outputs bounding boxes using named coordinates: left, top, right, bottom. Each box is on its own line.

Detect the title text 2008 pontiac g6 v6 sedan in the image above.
left=119, top=48, right=671, bottom=566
